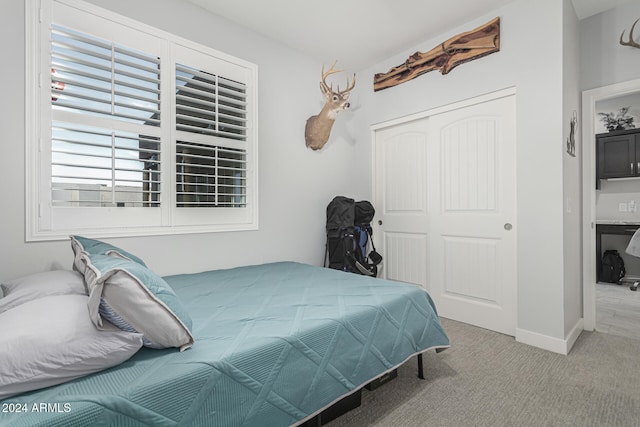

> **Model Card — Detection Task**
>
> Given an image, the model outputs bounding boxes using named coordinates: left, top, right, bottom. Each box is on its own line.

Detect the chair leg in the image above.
left=630, top=281, right=639, bottom=291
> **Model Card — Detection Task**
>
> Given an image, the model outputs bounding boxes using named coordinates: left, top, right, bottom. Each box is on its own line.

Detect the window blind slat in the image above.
left=176, top=113, right=216, bottom=128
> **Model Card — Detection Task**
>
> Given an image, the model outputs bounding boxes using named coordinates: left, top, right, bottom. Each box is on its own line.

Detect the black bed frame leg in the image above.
left=417, top=353, right=425, bottom=380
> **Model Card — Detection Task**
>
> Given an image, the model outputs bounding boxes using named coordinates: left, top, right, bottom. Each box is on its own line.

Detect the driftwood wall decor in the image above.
left=373, top=17, right=500, bottom=91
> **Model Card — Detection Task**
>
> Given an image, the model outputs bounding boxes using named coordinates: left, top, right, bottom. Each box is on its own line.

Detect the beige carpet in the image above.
left=327, top=318, right=640, bottom=427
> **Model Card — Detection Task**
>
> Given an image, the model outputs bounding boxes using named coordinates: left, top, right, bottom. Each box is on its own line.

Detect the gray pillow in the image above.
left=0, top=270, right=86, bottom=315
left=0, top=294, right=143, bottom=399
left=80, top=252, right=194, bottom=351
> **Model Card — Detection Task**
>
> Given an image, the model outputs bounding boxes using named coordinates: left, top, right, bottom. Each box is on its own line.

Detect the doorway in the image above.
left=373, top=89, right=517, bottom=336
left=582, top=78, right=640, bottom=334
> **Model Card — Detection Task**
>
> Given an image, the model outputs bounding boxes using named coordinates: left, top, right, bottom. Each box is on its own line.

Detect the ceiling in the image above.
left=187, top=0, right=632, bottom=71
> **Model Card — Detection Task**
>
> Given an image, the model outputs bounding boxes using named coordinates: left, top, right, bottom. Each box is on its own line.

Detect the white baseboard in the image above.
left=516, top=318, right=584, bottom=355
left=565, top=318, right=584, bottom=353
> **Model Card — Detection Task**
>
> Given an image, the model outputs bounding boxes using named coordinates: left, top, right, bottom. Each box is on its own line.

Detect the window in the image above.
left=26, top=0, right=257, bottom=241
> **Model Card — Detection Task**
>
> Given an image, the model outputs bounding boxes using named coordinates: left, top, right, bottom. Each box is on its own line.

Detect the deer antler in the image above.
left=338, top=73, right=356, bottom=96
left=321, top=60, right=356, bottom=95
left=620, top=18, right=640, bottom=49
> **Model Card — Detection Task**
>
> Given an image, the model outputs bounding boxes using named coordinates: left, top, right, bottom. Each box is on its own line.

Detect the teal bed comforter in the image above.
left=1, top=262, right=449, bottom=426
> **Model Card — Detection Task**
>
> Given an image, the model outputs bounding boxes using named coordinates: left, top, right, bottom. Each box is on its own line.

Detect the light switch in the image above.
left=619, top=203, right=628, bottom=212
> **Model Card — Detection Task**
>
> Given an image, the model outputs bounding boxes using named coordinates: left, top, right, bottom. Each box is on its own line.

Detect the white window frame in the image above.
left=25, top=0, right=258, bottom=241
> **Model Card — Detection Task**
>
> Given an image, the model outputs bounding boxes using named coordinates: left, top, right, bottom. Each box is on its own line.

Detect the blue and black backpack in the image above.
left=325, top=196, right=382, bottom=276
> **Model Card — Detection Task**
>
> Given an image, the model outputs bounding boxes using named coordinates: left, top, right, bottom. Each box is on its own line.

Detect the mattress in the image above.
left=0, top=262, right=449, bottom=426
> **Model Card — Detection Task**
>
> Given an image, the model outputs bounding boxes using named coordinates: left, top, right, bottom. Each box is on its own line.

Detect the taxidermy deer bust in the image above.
left=305, top=61, right=356, bottom=150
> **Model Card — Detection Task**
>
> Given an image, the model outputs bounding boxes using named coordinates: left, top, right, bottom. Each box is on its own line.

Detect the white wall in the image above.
left=352, top=0, right=568, bottom=343
left=0, top=0, right=366, bottom=281
left=596, top=180, right=640, bottom=221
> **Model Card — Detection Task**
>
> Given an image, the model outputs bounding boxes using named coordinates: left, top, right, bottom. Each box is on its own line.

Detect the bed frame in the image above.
left=300, top=350, right=448, bottom=426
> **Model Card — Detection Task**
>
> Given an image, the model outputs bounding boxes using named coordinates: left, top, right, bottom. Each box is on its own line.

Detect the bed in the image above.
left=0, top=239, right=449, bottom=427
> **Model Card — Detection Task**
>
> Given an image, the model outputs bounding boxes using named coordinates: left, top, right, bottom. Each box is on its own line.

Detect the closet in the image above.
left=372, top=91, right=517, bottom=336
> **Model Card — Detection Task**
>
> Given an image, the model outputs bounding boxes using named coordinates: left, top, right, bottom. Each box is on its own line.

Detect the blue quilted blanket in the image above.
left=0, top=262, right=449, bottom=426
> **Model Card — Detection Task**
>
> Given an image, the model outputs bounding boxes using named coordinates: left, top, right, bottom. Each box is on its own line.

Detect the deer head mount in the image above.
left=305, top=61, right=356, bottom=150
left=620, top=18, right=640, bottom=49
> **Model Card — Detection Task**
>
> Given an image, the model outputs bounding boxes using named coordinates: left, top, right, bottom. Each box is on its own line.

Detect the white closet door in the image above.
left=374, top=120, right=430, bottom=290
left=373, top=93, right=517, bottom=336
left=428, top=94, right=517, bottom=336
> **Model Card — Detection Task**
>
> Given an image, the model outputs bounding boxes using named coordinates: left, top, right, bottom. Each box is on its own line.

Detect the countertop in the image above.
left=596, top=220, right=640, bottom=225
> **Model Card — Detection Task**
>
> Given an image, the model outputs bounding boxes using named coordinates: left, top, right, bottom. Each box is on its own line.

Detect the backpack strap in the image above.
left=364, top=226, right=382, bottom=266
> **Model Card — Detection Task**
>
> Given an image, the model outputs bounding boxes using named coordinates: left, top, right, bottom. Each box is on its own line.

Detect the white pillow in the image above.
left=0, top=294, right=143, bottom=399
left=0, top=270, right=86, bottom=315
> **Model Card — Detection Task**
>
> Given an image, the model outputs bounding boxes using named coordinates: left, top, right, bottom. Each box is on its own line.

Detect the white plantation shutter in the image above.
left=50, top=24, right=162, bottom=209
left=176, top=142, right=246, bottom=207
left=174, top=62, right=248, bottom=208
left=51, top=123, right=161, bottom=207
left=51, top=24, right=162, bottom=126
left=27, top=0, right=257, bottom=240
left=175, top=65, right=248, bottom=140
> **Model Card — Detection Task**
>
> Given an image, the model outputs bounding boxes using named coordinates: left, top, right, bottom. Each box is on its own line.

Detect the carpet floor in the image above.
left=327, top=318, right=640, bottom=427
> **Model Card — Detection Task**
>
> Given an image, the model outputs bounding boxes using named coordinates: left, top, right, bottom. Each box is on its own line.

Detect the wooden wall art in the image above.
left=373, top=17, right=500, bottom=92
left=620, top=18, right=640, bottom=49
left=566, top=111, right=577, bottom=157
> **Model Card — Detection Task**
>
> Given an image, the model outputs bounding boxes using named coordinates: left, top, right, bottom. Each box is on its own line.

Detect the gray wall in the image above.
left=563, top=0, right=582, bottom=340
left=580, top=1, right=640, bottom=90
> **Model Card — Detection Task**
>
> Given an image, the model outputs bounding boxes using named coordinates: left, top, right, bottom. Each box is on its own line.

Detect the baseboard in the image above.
left=565, top=318, right=584, bottom=354
left=516, top=318, right=584, bottom=355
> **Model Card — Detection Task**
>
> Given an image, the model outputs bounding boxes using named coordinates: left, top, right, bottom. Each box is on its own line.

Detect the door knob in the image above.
left=504, top=223, right=512, bottom=231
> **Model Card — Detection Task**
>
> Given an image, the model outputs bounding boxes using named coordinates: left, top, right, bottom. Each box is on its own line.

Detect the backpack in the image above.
left=325, top=196, right=382, bottom=276
left=601, top=249, right=625, bottom=283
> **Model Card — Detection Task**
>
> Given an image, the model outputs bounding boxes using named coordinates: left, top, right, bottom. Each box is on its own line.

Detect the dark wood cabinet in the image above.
left=596, top=128, right=640, bottom=188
